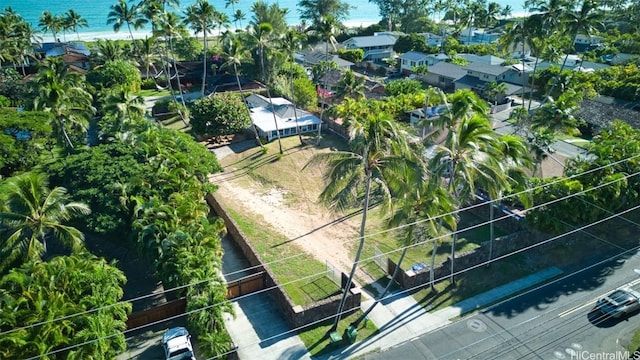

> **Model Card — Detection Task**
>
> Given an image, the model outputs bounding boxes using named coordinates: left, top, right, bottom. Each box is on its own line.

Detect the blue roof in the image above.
left=401, top=51, right=429, bottom=62
left=343, top=34, right=397, bottom=48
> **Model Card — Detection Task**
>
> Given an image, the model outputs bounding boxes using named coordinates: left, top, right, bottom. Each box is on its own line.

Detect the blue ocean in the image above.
left=2, top=0, right=528, bottom=40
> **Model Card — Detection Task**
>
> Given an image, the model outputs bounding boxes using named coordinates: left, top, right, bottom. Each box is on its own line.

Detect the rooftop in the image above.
left=343, top=34, right=397, bottom=48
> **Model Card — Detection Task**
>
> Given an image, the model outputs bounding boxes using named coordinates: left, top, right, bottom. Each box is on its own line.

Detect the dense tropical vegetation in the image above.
left=2, top=0, right=640, bottom=355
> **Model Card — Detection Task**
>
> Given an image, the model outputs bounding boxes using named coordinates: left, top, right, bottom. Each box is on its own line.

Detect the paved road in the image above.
left=367, top=247, right=640, bottom=360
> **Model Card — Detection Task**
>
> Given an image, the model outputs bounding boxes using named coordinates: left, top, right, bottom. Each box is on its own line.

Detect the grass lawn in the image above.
left=220, top=205, right=340, bottom=306
left=159, top=117, right=191, bottom=132
left=297, top=311, right=378, bottom=357
left=629, top=327, right=640, bottom=353
left=139, top=88, right=171, bottom=98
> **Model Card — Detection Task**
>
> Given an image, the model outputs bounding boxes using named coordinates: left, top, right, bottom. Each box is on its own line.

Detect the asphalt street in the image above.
left=367, top=246, right=640, bottom=360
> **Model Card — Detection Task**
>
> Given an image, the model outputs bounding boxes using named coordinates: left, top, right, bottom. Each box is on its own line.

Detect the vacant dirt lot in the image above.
left=209, top=137, right=367, bottom=281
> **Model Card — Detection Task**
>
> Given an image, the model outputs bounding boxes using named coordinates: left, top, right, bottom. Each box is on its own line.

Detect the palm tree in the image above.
left=281, top=28, right=307, bottom=144
left=226, top=0, right=241, bottom=28
left=557, top=0, right=604, bottom=73
left=64, top=9, right=88, bottom=41
left=484, top=80, right=508, bottom=106
left=39, top=11, right=62, bottom=42
left=154, top=12, right=187, bottom=110
left=305, top=111, right=412, bottom=333
left=335, top=70, right=366, bottom=100
left=233, top=10, right=246, bottom=29
left=220, top=32, right=264, bottom=149
left=30, top=57, right=95, bottom=150
left=0, top=172, right=91, bottom=270
left=351, top=176, right=456, bottom=328
left=108, top=0, right=148, bottom=42
left=183, top=0, right=217, bottom=97
left=136, top=36, right=160, bottom=78
left=308, top=15, right=339, bottom=142
left=246, top=22, right=284, bottom=153
left=427, top=89, right=530, bottom=285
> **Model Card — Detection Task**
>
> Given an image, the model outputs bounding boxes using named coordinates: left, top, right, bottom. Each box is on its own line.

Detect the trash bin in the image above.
left=344, top=325, right=357, bottom=344
left=329, top=331, right=343, bottom=347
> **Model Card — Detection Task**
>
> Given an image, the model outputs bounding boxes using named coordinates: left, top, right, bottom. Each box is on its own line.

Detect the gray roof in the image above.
left=300, top=51, right=354, bottom=67
left=400, top=51, right=429, bottom=62
left=246, top=94, right=270, bottom=108
left=575, top=99, right=640, bottom=130
left=457, top=76, right=522, bottom=95
left=343, top=34, right=397, bottom=48
left=428, top=62, right=467, bottom=80
left=464, top=62, right=510, bottom=76
left=458, top=54, right=505, bottom=65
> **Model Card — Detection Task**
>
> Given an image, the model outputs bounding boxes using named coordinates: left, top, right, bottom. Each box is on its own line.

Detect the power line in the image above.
left=22, top=200, right=640, bottom=360
left=436, top=245, right=640, bottom=359
left=5, top=153, right=640, bottom=341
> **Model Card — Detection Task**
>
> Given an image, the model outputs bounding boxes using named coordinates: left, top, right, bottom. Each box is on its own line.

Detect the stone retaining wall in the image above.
left=206, top=193, right=361, bottom=328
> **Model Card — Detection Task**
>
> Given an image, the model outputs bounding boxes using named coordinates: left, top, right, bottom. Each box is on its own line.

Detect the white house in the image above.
left=246, top=94, right=321, bottom=142
left=399, top=51, right=429, bottom=73
left=342, top=34, right=397, bottom=63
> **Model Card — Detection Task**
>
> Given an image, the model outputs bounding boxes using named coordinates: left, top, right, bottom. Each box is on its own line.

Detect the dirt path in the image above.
left=210, top=171, right=364, bottom=282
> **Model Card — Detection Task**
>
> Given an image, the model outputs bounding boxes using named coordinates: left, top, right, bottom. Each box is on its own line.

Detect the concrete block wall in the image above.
left=206, top=193, right=361, bottom=328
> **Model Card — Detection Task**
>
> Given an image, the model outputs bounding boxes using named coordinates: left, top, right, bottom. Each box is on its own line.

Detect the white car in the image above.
left=162, top=327, right=196, bottom=360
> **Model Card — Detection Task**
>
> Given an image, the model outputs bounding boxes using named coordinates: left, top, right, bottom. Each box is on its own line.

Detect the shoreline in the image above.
left=38, top=10, right=532, bottom=44
left=39, top=19, right=381, bottom=43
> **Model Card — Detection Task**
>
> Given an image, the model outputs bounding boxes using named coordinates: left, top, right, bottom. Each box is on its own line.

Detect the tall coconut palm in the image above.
left=154, top=12, right=187, bottom=111
left=246, top=22, right=284, bottom=153
left=351, top=176, right=456, bottom=328
left=183, top=0, right=217, bottom=97
left=64, top=9, right=88, bottom=41
left=281, top=28, right=307, bottom=144
left=39, top=11, right=62, bottom=42
left=428, top=89, right=529, bottom=285
left=108, top=0, right=148, bottom=42
left=30, top=57, right=95, bottom=150
left=0, top=172, right=91, bottom=270
left=220, top=32, right=264, bottom=149
left=499, top=19, right=533, bottom=106
left=557, top=0, right=604, bottom=73
left=308, top=15, right=339, bottom=142
left=136, top=36, right=160, bottom=78
left=226, top=0, right=241, bottom=28
left=305, top=111, right=412, bottom=333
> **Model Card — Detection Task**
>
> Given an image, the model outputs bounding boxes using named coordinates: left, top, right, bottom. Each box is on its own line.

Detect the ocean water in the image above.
left=2, top=0, right=528, bottom=41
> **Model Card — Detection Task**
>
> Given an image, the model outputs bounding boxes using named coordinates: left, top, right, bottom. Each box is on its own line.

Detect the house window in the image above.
left=271, top=130, right=277, bottom=138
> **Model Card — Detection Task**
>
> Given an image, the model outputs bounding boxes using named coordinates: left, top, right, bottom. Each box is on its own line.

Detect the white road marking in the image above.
left=558, top=277, right=640, bottom=317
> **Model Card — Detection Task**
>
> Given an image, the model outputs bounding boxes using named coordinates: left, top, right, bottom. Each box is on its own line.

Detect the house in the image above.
left=573, top=34, right=604, bottom=52
left=400, top=52, right=449, bottom=74
left=423, top=62, right=467, bottom=91
left=399, top=51, right=429, bottom=74
left=297, top=50, right=354, bottom=70
left=457, top=54, right=505, bottom=65
left=318, top=69, right=386, bottom=101
left=459, top=27, right=501, bottom=44
left=342, top=34, right=397, bottom=63
left=423, top=32, right=444, bottom=47
left=34, top=42, right=91, bottom=71
left=455, top=63, right=525, bottom=101
left=245, top=94, right=322, bottom=142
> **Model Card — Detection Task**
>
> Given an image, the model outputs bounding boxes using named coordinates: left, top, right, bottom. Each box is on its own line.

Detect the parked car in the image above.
left=162, top=327, right=196, bottom=360
left=594, top=288, right=640, bottom=318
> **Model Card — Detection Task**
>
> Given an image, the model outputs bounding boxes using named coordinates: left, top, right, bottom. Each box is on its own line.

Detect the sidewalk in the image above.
left=224, top=266, right=563, bottom=359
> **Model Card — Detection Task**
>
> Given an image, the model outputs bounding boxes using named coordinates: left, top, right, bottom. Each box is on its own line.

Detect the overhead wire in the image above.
left=5, top=152, right=640, bottom=343
left=22, top=199, right=640, bottom=360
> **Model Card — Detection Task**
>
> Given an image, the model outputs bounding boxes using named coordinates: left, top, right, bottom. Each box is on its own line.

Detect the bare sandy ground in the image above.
left=209, top=170, right=362, bottom=280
